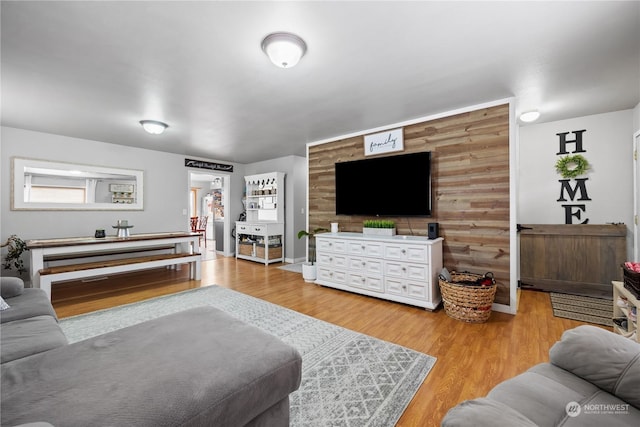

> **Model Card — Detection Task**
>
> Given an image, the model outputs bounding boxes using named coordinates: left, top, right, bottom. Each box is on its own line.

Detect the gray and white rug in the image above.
left=60, top=286, right=436, bottom=426
left=278, top=262, right=304, bottom=273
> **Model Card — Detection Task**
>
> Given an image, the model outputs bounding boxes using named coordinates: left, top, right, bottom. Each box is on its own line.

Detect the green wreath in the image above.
left=555, top=154, right=590, bottom=179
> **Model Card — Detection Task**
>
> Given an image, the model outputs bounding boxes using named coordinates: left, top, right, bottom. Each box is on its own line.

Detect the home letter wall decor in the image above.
left=555, top=130, right=591, bottom=224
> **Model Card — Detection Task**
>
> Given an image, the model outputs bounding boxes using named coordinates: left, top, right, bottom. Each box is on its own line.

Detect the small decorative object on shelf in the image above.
left=613, top=280, right=639, bottom=342
left=438, top=270, right=497, bottom=323
left=622, top=262, right=640, bottom=299
left=362, top=219, right=396, bottom=236
left=112, top=219, right=134, bottom=238
left=1, top=235, right=29, bottom=274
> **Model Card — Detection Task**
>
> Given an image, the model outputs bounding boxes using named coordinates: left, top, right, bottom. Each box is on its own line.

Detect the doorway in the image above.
left=188, top=172, right=230, bottom=258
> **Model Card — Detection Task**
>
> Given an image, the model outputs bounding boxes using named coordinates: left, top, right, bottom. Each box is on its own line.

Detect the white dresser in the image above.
left=315, top=232, right=443, bottom=310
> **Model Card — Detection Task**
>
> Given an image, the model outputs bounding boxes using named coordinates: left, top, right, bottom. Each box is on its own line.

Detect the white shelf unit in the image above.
left=613, top=280, right=639, bottom=343
left=236, top=172, right=285, bottom=265
left=315, top=232, right=443, bottom=310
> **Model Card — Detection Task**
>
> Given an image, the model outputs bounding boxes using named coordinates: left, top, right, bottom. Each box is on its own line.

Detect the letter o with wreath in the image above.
left=555, top=154, right=590, bottom=179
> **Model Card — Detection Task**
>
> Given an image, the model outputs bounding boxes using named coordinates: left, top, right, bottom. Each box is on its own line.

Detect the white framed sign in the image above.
left=364, top=127, right=404, bottom=156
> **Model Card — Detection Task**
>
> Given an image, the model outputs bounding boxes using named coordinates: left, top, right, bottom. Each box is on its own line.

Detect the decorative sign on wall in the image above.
left=185, top=158, right=233, bottom=172
left=554, top=130, right=592, bottom=224
left=364, top=128, right=404, bottom=156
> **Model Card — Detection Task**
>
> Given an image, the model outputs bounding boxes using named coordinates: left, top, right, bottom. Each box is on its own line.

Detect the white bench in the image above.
left=37, top=253, right=201, bottom=300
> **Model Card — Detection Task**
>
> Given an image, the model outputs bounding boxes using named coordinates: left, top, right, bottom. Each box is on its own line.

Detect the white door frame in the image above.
left=634, top=131, right=640, bottom=261
left=187, top=171, right=232, bottom=256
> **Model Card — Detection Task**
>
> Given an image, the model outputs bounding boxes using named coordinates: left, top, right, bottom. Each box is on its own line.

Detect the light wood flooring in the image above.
left=51, top=256, right=610, bottom=426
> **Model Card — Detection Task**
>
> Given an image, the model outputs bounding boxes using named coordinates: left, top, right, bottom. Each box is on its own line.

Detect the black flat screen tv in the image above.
left=335, top=151, right=432, bottom=217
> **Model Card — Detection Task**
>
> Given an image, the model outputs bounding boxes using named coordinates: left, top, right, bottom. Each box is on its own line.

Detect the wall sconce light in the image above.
left=140, top=120, right=169, bottom=135
left=519, top=111, right=541, bottom=123
left=261, top=32, right=307, bottom=68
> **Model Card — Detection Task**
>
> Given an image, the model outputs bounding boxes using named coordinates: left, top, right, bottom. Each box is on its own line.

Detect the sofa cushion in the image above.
left=487, top=363, right=640, bottom=427
left=0, top=289, right=58, bottom=324
left=441, top=397, right=538, bottom=427
left=0, top=276, right=25, bottom=298
left=1, top=306, right=302, bottom=427
left=549, top=325, right=640, bottom=408
left=1, top=315, right=68, bottom=364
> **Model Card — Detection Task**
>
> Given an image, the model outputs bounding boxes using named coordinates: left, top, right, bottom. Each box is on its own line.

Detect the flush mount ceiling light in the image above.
left=519, top=111, right=541, bottom=123
left=261, top=32, right=307, bottom=68
left=139, top=120, right=168, bottom=135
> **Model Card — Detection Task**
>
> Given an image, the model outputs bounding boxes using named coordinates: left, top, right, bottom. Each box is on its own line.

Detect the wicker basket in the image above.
left=439, top=272, right=497, bottom=323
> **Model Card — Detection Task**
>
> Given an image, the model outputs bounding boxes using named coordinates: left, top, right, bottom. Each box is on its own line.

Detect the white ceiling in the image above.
left=2, top=1, right=639, bottom=164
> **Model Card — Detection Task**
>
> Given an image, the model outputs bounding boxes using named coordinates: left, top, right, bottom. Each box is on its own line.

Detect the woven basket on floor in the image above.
left=439, top=272, right=497, bottom=323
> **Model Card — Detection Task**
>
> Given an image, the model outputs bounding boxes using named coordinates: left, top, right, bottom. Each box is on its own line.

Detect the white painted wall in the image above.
left=244, top=155, right=307, bottom=262
left=518, top=109, right=635, bottom=257
left=1, top=126, right=244, bottom=264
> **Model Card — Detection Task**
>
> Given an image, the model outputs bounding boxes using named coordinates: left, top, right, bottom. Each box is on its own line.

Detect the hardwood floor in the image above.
left=51, top=256, right=609, bottom=426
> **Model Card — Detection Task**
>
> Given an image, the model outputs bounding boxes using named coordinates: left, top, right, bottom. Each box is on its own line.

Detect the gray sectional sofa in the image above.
left=1, top=277, right=302, bottom=427
left=442, top=325, right=640, bottom=426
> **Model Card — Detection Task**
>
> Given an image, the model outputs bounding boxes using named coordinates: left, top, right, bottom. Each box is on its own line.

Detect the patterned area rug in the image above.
left=278, top=262, right=304, bottom=273
left=550, top=292, right=613, bottom=326
left=60, top=286, right=436, bottom=426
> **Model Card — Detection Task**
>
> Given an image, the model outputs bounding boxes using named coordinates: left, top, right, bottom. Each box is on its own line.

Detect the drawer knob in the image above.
left=361, top=278, right=366, bottom=283
left=362, top=261, right=366, bottom=266
left=361, top=245, right=365, bottom=250
left=402, top=267, right=407, bottom=272
left=401, top=249, right=406, bottom=254
left=402, top=285, right=407, bottom=290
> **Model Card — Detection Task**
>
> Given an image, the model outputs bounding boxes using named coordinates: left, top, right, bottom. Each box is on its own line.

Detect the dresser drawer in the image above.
left=347, top=256, right=383, bottom=274
left=348, top=273, right=384, bottom=292
left=385, top=278, right=428, bottom=300
left=318, top=267, right=347, bottom=284
left=384, top=244, right=429, bottom=263
left=236, top=222, right=282, bottom=235
left=384, top=261, right=429, bottom=281
left=317, top=238, right=347, bottom=253
left=317, top=252, right=348, bottom=268
left=347, top=241, right=384, bottom=257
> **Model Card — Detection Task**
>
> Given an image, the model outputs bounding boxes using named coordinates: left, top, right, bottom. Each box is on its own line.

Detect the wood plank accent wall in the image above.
left=308, top=104, right=512, bottom=305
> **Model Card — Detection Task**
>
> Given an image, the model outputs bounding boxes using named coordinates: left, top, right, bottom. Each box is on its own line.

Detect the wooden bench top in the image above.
left=43, top=245, right=177, bottom=262
left=40, top=253, right=201, bottom=276
left=27, top=232, right=201, bottom=249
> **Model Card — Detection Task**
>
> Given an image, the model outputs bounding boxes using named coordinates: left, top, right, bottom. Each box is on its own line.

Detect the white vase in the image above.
left=301, top=263, right=317, bottom=283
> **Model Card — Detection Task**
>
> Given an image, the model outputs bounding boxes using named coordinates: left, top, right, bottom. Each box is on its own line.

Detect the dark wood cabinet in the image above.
left=519, top=224, right=627, bottom=297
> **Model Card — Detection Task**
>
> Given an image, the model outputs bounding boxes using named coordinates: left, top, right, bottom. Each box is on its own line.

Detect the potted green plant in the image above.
left=363, top=219, right=396, bottom=236
left=2, top=235, right=29, bottom=275
left=297, top=227, right=328, bottom=282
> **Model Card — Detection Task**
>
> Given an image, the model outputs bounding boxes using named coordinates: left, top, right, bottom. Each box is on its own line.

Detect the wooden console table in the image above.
left=519, top=224, right=627, bottom=297
left=27, top=232, right=201, bottom=296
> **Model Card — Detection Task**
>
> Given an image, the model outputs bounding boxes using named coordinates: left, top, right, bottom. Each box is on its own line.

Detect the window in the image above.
left=29, top=186, right=86, bottom=204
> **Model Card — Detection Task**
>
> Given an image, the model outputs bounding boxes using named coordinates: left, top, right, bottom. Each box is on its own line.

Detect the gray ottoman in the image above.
left=1, top=306, right=302, bottom=426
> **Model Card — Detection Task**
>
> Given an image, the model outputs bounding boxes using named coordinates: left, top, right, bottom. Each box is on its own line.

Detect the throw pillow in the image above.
left=0, top=277, right=25, bottom=298
left=0, top=296, right=10, bottom=311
